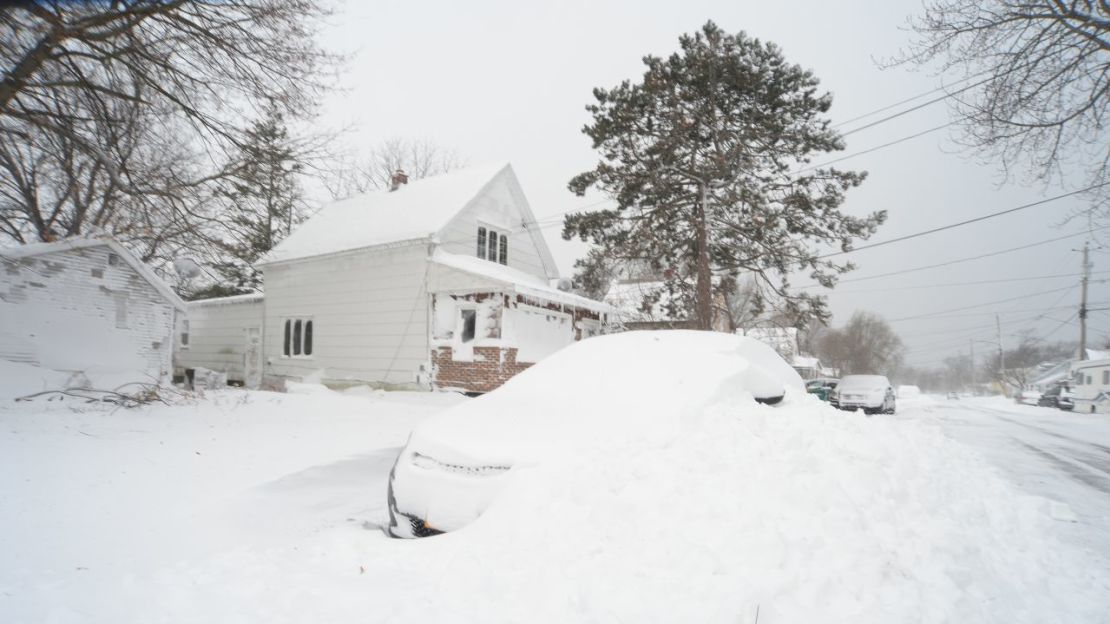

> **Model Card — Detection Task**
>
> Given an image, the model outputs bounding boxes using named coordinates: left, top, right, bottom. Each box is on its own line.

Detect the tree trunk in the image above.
left=695, top=182, right=713, bottom=330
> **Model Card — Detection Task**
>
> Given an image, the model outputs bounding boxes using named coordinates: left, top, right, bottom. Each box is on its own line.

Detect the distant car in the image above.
left=806, top=378, right=839, bottom=402
left=385, top=330, right=804, bottom=538
left=1015, top=390, right=1041, bottom=406
left=1037, top=385, right=1075, bottom=411
left=946, top=392, right=959, bottom=400
left=832, top=374, right=896, bottom=415
left=897, top=385, right=921, bottom=398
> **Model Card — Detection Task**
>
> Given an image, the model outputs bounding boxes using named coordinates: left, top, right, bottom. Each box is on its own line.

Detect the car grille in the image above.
left=411, top=452, right=511, bottom=476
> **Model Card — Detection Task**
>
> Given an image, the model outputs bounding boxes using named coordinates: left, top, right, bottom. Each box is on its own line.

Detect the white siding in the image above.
left=437, top=169, right=557, bottom=281
left=261, top=243, right=431, bottom=388
left=0, top=244, right=175, bottom=381
left=176, top=296, right=264, bottom=381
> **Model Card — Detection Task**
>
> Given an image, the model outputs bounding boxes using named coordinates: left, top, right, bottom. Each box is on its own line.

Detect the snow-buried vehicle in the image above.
left=386, top=330, right=803, bottom=538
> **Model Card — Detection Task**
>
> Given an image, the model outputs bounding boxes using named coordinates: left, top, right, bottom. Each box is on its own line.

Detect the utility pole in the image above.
left=969, top=338, right=975, bottom=394
left=1079, top=241, right=1091, bottom=361
left=996, top=314, right=1004, bottom=374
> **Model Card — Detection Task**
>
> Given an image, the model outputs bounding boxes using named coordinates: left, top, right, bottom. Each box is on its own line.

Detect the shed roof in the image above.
left=0, top=236, right=186, bottom=311
left=260, top=162, right=512, bottom=265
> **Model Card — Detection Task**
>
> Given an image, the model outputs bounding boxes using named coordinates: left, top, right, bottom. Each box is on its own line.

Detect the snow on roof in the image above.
left=187, top=293, right=264, bottom=307
left=260, top=162, right=511, bottom=265
left=430, top=250, right=611, bottom=312
left=603, top=280, right=669, bottom=321
left=0, top=236, right=185, bottom=311
left=1086, top=348, right=1110, bottom=360
left=792, top=355, right=820, bottom=369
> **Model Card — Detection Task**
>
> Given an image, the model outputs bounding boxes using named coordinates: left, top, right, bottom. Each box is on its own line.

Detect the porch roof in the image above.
left=429, top=250, right=612, bottom=313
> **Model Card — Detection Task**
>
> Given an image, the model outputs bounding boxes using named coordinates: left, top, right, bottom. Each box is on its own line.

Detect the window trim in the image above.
left=282, top=316, right=315, bottom=358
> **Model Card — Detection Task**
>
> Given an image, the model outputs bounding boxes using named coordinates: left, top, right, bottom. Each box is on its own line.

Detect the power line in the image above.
left=832, top=66, right=1004, bottom=129
left=828, top=271, right=1110, bottom=294
left=800, top=226, right=1110, bottom=288
left=888, top=284, right=1084, bottom=323
left=819, top=184, right=1108, bottom=259
left=795, top=122, right=953, bottom=175
left=838, top=68, right=1014, bottom=138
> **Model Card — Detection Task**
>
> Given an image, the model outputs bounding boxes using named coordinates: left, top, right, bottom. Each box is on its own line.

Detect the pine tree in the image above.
left=566, top=21, right=886, bottom=329
left=194, top=107, right=306, bottom=298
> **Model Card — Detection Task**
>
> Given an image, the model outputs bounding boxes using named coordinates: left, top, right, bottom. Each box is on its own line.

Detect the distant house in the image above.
left=1069, top=357, right=1110, bottom=413
left=0, top=237, right=185, bottom=385
left=738, top=327, right=833, bottom=380
left=183, top=163, right=611, bottom=393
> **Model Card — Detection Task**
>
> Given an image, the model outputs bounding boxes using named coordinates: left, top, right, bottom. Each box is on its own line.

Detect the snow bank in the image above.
left=387, top=399, right=1106, bottom=623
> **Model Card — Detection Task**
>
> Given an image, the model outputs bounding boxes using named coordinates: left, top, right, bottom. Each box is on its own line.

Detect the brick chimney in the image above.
left=389, top=169, right=409, bottom=192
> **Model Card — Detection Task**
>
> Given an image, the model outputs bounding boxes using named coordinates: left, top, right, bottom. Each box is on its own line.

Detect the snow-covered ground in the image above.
left=911, top=395, right=1110, bottom=566
left=2, top=380, right=1108, bottom=623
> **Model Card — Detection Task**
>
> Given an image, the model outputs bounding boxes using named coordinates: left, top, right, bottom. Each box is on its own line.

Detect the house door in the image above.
left=244, top=326, right=263, bottom=389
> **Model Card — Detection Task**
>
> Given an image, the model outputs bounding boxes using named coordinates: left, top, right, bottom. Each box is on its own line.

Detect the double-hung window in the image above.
left=283, top=318, right=314, bottom=357
left=476, top=226, right=508, bottom=265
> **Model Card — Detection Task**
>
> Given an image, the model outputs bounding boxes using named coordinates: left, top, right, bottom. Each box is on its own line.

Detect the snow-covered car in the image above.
left=385, top=330, right=804, bottom=538
left=1014, top=389, right=1042, bottom=406
left=1037, top=384, right=1075, bottom=411
left=805, top=378, right=838, bottom=401
left=831, top=374, right=896, bottom=415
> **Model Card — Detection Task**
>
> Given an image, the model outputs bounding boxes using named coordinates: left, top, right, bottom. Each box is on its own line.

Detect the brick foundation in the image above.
left=431, top=346, right=532, bottom=394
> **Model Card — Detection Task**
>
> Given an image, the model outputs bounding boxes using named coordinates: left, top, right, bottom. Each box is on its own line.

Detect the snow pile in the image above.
left=388, top=408, right=1106, bottom=622
left=381, top=332, right=1107, bottom=622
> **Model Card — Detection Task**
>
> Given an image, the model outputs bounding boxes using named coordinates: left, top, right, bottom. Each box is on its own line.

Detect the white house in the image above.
left=185, top=163, right=611, bottom=393
left=1069, top=357, right=1110, bottom=413
left=0, top=236, right=185, bottom=387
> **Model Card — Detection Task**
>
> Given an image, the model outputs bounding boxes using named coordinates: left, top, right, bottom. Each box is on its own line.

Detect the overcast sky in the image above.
left=315, top=0, right=1109, bottom=369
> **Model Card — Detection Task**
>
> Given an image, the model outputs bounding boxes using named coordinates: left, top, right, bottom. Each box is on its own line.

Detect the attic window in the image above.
left=108, top=253, right=120, bottom=266
left=477, top=226, right=508, bottom=265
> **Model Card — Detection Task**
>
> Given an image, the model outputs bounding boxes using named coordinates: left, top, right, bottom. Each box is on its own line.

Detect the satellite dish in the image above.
left=172, top=257, right=203, bottom=279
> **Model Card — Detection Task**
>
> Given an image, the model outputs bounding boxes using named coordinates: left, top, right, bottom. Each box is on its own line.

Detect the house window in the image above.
left=114, top=293, right=128, bottom=329
left=488, top=231, right=499, bottom=261
left=460, top=309, right=477, bottom=343
left=1103, top=370, right=1109, bottom=385
left=283, top=318, right=313, bottom=357
left=180, top=320, right=190, bottom=349
left=1087, top=375, right=1093, bottom=385
left=476, top=225, right=508, bottom=265
left=108, top=253, right=120, bottom=267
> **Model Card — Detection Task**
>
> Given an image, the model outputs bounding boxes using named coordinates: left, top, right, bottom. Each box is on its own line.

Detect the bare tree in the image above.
left=816, top=311, right=905, bottom=375
left=0, top=1, right=338, bottom=261
left=323, top=137, right=464, bottom=199
left=894, top=1, right=1110, bottom=210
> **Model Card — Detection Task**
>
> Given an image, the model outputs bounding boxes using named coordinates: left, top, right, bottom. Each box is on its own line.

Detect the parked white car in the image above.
left=832, top=374, right=896, bottom=415
left=385, top=330, right=804, bottom=538
left=1015, top=389, right=1042, bottom=406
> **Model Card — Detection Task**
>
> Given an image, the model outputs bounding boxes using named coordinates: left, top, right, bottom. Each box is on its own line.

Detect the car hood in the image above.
left=407, top=331, right=805, bottom=468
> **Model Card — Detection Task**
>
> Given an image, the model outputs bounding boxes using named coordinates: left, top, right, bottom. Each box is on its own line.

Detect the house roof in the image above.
left=0, top=236, right=186, bottom=311
left=260, top=162, right=513, bottom=266
left=430, top=250, right=611, bottom=312
left=187, top=293, right=264, bottom=308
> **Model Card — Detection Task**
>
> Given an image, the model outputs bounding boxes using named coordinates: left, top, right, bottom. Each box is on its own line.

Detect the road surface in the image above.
left=911, top=396, right=1110, bottom=570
